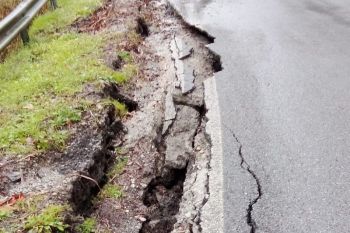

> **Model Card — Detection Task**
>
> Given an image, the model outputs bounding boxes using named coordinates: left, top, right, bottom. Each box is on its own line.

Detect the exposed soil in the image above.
left=0, top=0, right=222, bottom=232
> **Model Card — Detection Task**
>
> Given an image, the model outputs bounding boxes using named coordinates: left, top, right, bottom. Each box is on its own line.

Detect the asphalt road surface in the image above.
left=170, top=0, right=350, bottom=232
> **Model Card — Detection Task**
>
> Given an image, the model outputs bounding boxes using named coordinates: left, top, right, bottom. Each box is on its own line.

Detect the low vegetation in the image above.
left=30, top=0, right=102, bottom=36
left=24, top=205, right=68, bottom=233
left=107, top=156, right=128, bottom=179
left=76, top=217, right=97, bottom=233
left=0, top=208, right=11, bottom=221
left=99, top=184, right=123, bottom=199
left=0, top=0, right=137, bottom=156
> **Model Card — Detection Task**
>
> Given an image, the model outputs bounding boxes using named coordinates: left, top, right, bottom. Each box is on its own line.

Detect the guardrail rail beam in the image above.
left=0, top=0, right=58, bottom=51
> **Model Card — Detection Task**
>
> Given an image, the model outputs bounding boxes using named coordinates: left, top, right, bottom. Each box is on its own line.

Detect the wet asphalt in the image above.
left=169, top=0, right=350, bottom=232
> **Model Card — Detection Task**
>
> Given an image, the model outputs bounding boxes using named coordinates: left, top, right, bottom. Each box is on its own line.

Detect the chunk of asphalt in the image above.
left=163, top=89, right=177, bottom=135
left=172, top=92, right=203, bottom=108
left=171, top=36, right=195, bottom=94
left=179, top=48, right=193, bottom=60
left=174, top=36, right=193, bottom=60
left=164, top=106, right=200, bottom=169
left=181, top=64, right=195, bottom=94
left=164, top=90, right=176, bottom=122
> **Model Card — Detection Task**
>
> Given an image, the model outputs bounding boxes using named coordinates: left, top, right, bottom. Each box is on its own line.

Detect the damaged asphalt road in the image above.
left=0, top=0, right=220, bottom=231
left=170, top=0, right=350, bottom=232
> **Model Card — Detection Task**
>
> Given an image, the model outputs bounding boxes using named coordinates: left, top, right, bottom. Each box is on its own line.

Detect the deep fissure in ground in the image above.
left=69, top=83, right=137, bottom=216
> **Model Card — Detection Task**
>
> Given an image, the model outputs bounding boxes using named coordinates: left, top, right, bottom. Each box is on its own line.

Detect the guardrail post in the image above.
left=50, top=0, right=58, bottom=9
left=20, top=28, right=30, bottom=45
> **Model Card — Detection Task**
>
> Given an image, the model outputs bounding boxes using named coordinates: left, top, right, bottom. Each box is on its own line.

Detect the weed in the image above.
left=113, top=101, right=128, bottom=117
left=24, top=205, right=68, bottom=233
left=0, top=208, right=11, bottom=221
left=99, top=184, right=123, bottom=199
left=117, top=51, right=132, bottom=63
left=15, top=195, right=44, bottom=214
left=76, top=217, right=97, bottom=233
left=52, top=107, right=81, bottom=128
left=107, top=156, right=128, bottom=179
left=97, top=157, right=127, bottom=200
left=107, top=64, right=137, bottom=83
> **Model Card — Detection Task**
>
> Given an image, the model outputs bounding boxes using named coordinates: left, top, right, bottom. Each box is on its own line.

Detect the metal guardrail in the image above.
left=0, top=0, right=57, bottom=51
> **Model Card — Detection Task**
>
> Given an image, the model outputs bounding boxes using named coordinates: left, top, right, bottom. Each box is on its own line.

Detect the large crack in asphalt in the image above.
left=230, top=130, right=262, bottom=233
left=140, top=42, right=219, bottom=233
left=167, top=9, right=223, bottom=233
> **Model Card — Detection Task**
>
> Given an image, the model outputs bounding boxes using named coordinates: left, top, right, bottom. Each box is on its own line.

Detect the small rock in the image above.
left=136, top=216, right=147, bottom=222
left=7, top=172, right=21, bottom=183
left=26, top=137, right=34, bottom=146
left=115, top=203, right=122, bottom=209
left=96, top=103, right=103, bottom=110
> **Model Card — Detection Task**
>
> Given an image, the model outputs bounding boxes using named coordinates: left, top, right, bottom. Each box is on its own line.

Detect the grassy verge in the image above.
left=0, top=0, right=136, bottom=156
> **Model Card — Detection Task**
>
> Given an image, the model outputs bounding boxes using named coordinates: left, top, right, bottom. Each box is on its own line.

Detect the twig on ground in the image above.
left=72, top=172, right=101, bottom=190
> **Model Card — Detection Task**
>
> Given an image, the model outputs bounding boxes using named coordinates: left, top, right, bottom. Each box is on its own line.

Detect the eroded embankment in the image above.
left=1, top=0, right=224, bottom=232
left=77, top=0, right=224, bottom=232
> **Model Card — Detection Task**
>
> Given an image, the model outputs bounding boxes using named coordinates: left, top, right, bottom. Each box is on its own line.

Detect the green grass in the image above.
left=0, top=209, right=11, bottom=221
left=95, top=157, right=127, bottom=200
left=107, top=157, right=128, bottom=179
left=103, top=99, right=128, bottom=117
left=30, top=0, right=102, bottom=36
left=24, top=205, right=68, bottom=233
left=76, top=218, right=97, bottom=233
left=0, top=34, right=109, bottom=155
left=118, top=51, right=132, bottom=63
left=99, top=184, right=123, bottom=199
left=0, top=0, right=136, bottom=156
